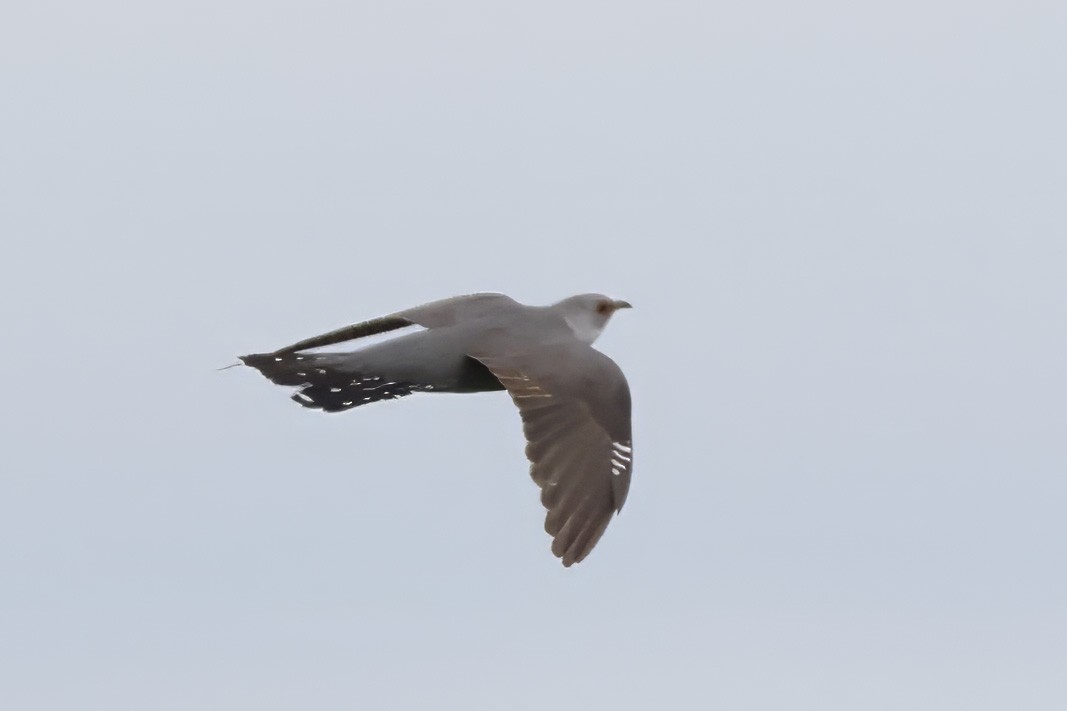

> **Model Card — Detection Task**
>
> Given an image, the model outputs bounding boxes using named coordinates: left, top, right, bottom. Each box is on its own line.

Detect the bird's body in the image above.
left=240, top=293, right=633, bottom=566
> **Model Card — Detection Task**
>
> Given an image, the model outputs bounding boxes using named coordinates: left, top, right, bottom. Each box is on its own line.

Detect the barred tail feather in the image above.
left=240, top=352, right=429, bottom=413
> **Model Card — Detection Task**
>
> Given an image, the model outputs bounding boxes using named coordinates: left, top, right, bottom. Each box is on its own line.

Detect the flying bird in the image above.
left=239, top=292, right=633, bottom=566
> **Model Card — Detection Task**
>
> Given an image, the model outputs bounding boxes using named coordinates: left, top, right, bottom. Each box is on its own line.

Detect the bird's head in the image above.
left=555, top=293, right=632, bottom=344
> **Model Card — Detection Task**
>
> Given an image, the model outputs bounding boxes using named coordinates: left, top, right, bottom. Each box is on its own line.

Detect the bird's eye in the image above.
left=596, top=301, right=611, bottom=314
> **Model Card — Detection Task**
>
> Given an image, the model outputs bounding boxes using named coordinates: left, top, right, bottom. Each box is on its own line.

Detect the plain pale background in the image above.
left=2, top=2, right=1065, bottom=709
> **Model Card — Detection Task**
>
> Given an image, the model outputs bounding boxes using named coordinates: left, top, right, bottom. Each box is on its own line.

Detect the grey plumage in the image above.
left=239, top=292, right=633, bottom=567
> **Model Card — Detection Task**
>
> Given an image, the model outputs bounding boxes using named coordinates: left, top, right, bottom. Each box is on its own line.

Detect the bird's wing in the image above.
left=266, top=293, right=519, bottom=354
left=394, top=292, right=521, bottom=328
left=471, top=342, right=632, bottom=567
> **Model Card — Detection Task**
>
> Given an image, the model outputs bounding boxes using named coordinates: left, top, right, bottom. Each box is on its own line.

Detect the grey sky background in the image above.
left=2, top=2, right=1065, bottom=709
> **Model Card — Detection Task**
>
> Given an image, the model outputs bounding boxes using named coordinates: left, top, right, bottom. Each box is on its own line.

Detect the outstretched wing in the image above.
left=265, top=294, right=519, bottom=354
left=472, top=343, right=632, bottom=567
left=395, top=292, right=520, bottom=328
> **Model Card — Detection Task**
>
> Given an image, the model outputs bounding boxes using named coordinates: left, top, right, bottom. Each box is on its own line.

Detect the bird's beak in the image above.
left=612, top=299, right=633, bottom=310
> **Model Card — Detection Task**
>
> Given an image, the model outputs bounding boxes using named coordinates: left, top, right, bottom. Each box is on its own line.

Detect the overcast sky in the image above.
left=2, top=2, right=1065, bottom=709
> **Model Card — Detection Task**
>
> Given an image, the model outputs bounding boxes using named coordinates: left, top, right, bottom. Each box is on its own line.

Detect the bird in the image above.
left=238, top=292, right=633, bottom=567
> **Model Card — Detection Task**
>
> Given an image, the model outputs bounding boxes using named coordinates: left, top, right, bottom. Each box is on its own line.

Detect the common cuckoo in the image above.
left=239, top=293, right=633, bottom=567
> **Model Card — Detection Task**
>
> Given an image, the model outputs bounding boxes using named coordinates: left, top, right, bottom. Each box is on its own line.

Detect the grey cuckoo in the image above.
left=239, top=293, right=633, bottom=567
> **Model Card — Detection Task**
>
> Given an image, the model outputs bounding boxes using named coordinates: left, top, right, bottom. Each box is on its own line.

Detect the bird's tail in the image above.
left=240, top=352, right=426, bottom=413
